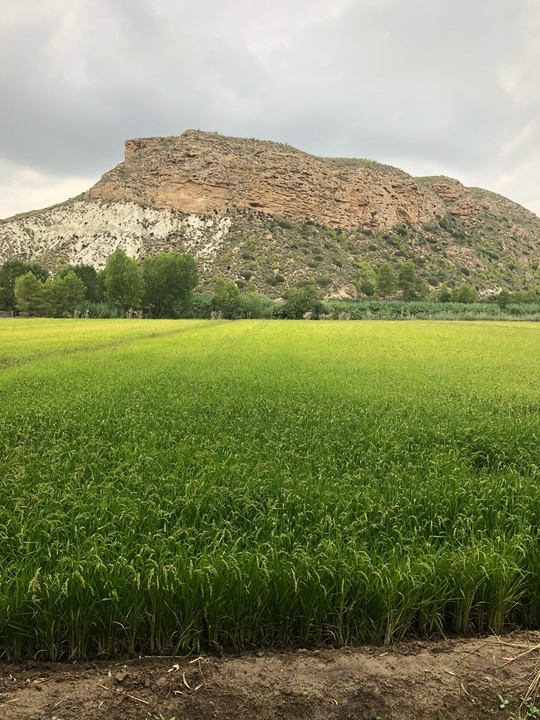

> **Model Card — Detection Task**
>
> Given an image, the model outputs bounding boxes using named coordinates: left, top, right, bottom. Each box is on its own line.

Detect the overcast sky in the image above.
left=2, top=0, right=539, bottom=219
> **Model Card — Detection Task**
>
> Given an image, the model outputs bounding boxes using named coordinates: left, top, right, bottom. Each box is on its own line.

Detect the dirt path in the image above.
left=1, top=632, right=539, bottom=720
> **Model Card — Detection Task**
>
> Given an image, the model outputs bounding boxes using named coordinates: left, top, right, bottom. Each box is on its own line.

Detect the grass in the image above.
left=1, top=318, right=540, bottom=660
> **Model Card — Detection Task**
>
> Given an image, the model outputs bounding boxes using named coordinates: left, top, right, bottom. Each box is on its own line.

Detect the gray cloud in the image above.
left=1, top=0, right=539, bottom=217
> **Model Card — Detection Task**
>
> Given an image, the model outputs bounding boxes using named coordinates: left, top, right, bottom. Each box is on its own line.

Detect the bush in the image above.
left=395, top=223, right=408, bottom=237
left=241, top=292, right=274, bottom=319
left=266, top=274, right=285, bottom=286
left=452, top=284, right=478, bottom=303
left=76, top=301, right=120, bottom=318
left=182, top=294, right=213, bottom=319
left=274, top=218, right=293, bottom=229
left=283, top=283, right=324, bottom=319
left=359, top=280, right=375, bottom=297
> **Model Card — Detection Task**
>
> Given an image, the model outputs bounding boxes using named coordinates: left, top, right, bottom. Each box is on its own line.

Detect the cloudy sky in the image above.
left=2, top=0, right=539, bottom=219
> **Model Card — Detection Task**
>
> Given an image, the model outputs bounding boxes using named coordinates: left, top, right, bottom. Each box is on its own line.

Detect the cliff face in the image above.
left=84, top=130, right=448, bottom=229
left=1, top=130, right=539, bottom=296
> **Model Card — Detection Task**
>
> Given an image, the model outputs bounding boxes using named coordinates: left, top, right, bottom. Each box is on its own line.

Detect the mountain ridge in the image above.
left=1, top=130, right=539, bottom=296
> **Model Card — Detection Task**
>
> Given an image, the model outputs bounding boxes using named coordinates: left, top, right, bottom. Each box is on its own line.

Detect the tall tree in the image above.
left=96, top=269, right=107, bottom=302
left=14, top=272, right=50, bottom=316
left=57, top=264, right=101, bottom=302
left=104, top=249, right=144, bottom=313
left=50, top=271, right=86, bottom=316
left=0, top=259, right=49, bottom=312
left=142, top=252, right=198, bottom=317
left=417, top=281, right=429, bottom=300
left=375, top=263, right=396, bottom=298
left=355, top=260, right=376, bottom=297
left=397, top=261, right=418, bottom=301
left=439, top=283, right=451, bottom=303
left=212, top=277, right=243, bottom=319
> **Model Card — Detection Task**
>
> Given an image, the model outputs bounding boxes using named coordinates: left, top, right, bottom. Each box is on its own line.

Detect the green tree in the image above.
left=96, top=268, right=107, bottom=302
left=354, top=260, right=376, bottom=296
left=283, top=282, right=324, bottom=319
left=142, top=252, right=198, bottom=317
left=50, top=271, right=86, bottom=316
left=212, top=277, right=243, bottom=319
left=496, top=289, right=510, bottom=308
left=57, top=264, right=100, bottom=302
left=454, top=284, right=478, bottom=303
left=104, top=249, right=144, bottom=313
left=359, top=279, right=375, bottom=296
left=417, top=281, right=429, bottom=300
left=439, top=283, right=451, bottom=303
left=398, top=261, right=418, bottom=301
left=241, top=288, right=274, bottom=319
left=512, top=288, right=539, bottom=303
left=14, top=272, right=50, bottom=316
left=375, top=263, right=396, bottom=298
left=0, top=259, right=49, bottom=313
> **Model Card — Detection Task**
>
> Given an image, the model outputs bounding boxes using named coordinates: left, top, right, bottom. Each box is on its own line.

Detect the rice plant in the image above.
left=0, top=318, right=539, bottom=659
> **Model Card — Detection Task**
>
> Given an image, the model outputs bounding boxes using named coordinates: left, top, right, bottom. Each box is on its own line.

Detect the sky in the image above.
left=1, top=0, right=539, bottom=219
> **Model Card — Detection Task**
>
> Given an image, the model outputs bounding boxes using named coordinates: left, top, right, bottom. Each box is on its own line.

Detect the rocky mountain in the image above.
left=1, top=130, right=539, bottom=296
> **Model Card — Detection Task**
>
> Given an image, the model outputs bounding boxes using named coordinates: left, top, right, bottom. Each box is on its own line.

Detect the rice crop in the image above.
left=0, top=318, right=539, bottom=660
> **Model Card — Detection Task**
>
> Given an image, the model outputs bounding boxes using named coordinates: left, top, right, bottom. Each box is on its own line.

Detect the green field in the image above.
left=1, top=319, right=539, bottom=660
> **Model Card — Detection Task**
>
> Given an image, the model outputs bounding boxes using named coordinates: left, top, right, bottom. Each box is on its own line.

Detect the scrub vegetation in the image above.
left=1, top=319, right=539, bottom=660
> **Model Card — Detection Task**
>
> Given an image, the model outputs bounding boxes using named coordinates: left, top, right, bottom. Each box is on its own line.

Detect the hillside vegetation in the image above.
left=0, top=130, right=539, bottom=296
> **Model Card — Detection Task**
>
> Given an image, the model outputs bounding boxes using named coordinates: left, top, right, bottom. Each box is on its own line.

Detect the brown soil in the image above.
left=1, top=632, right=539, bottom=720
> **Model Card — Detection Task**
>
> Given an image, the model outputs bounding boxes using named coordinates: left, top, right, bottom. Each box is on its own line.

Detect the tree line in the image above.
left=0, top=250, right=538, bottom=320
left=356, top=260, right=481, bottom=303
left=0, top=250, right=197, bottom=318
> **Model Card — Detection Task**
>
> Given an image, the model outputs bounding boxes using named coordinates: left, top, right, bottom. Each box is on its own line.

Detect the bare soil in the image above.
left=1, top=632, right=539, bottom=720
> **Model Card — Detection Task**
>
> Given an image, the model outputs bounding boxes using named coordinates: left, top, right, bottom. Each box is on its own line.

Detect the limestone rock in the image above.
left=84, top=130, right=447, bottom=230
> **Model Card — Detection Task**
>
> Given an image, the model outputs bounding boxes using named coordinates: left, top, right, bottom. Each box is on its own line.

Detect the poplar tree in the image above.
left=104, top=249, right=144, bottom=313
left=142, top=252, right=197, bottom=317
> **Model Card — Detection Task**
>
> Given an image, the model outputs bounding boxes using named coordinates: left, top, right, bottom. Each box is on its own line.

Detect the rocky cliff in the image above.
left=84, top=130, right=448, bottom=229
left=1, top=130, right=539, bottom=296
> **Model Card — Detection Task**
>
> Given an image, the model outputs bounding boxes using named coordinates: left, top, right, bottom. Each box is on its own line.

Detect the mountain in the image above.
left=1, top=130, right=539, bottom=296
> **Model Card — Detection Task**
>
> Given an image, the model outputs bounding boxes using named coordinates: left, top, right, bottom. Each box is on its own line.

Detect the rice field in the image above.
left=0, top=318, right=539, bottom=660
